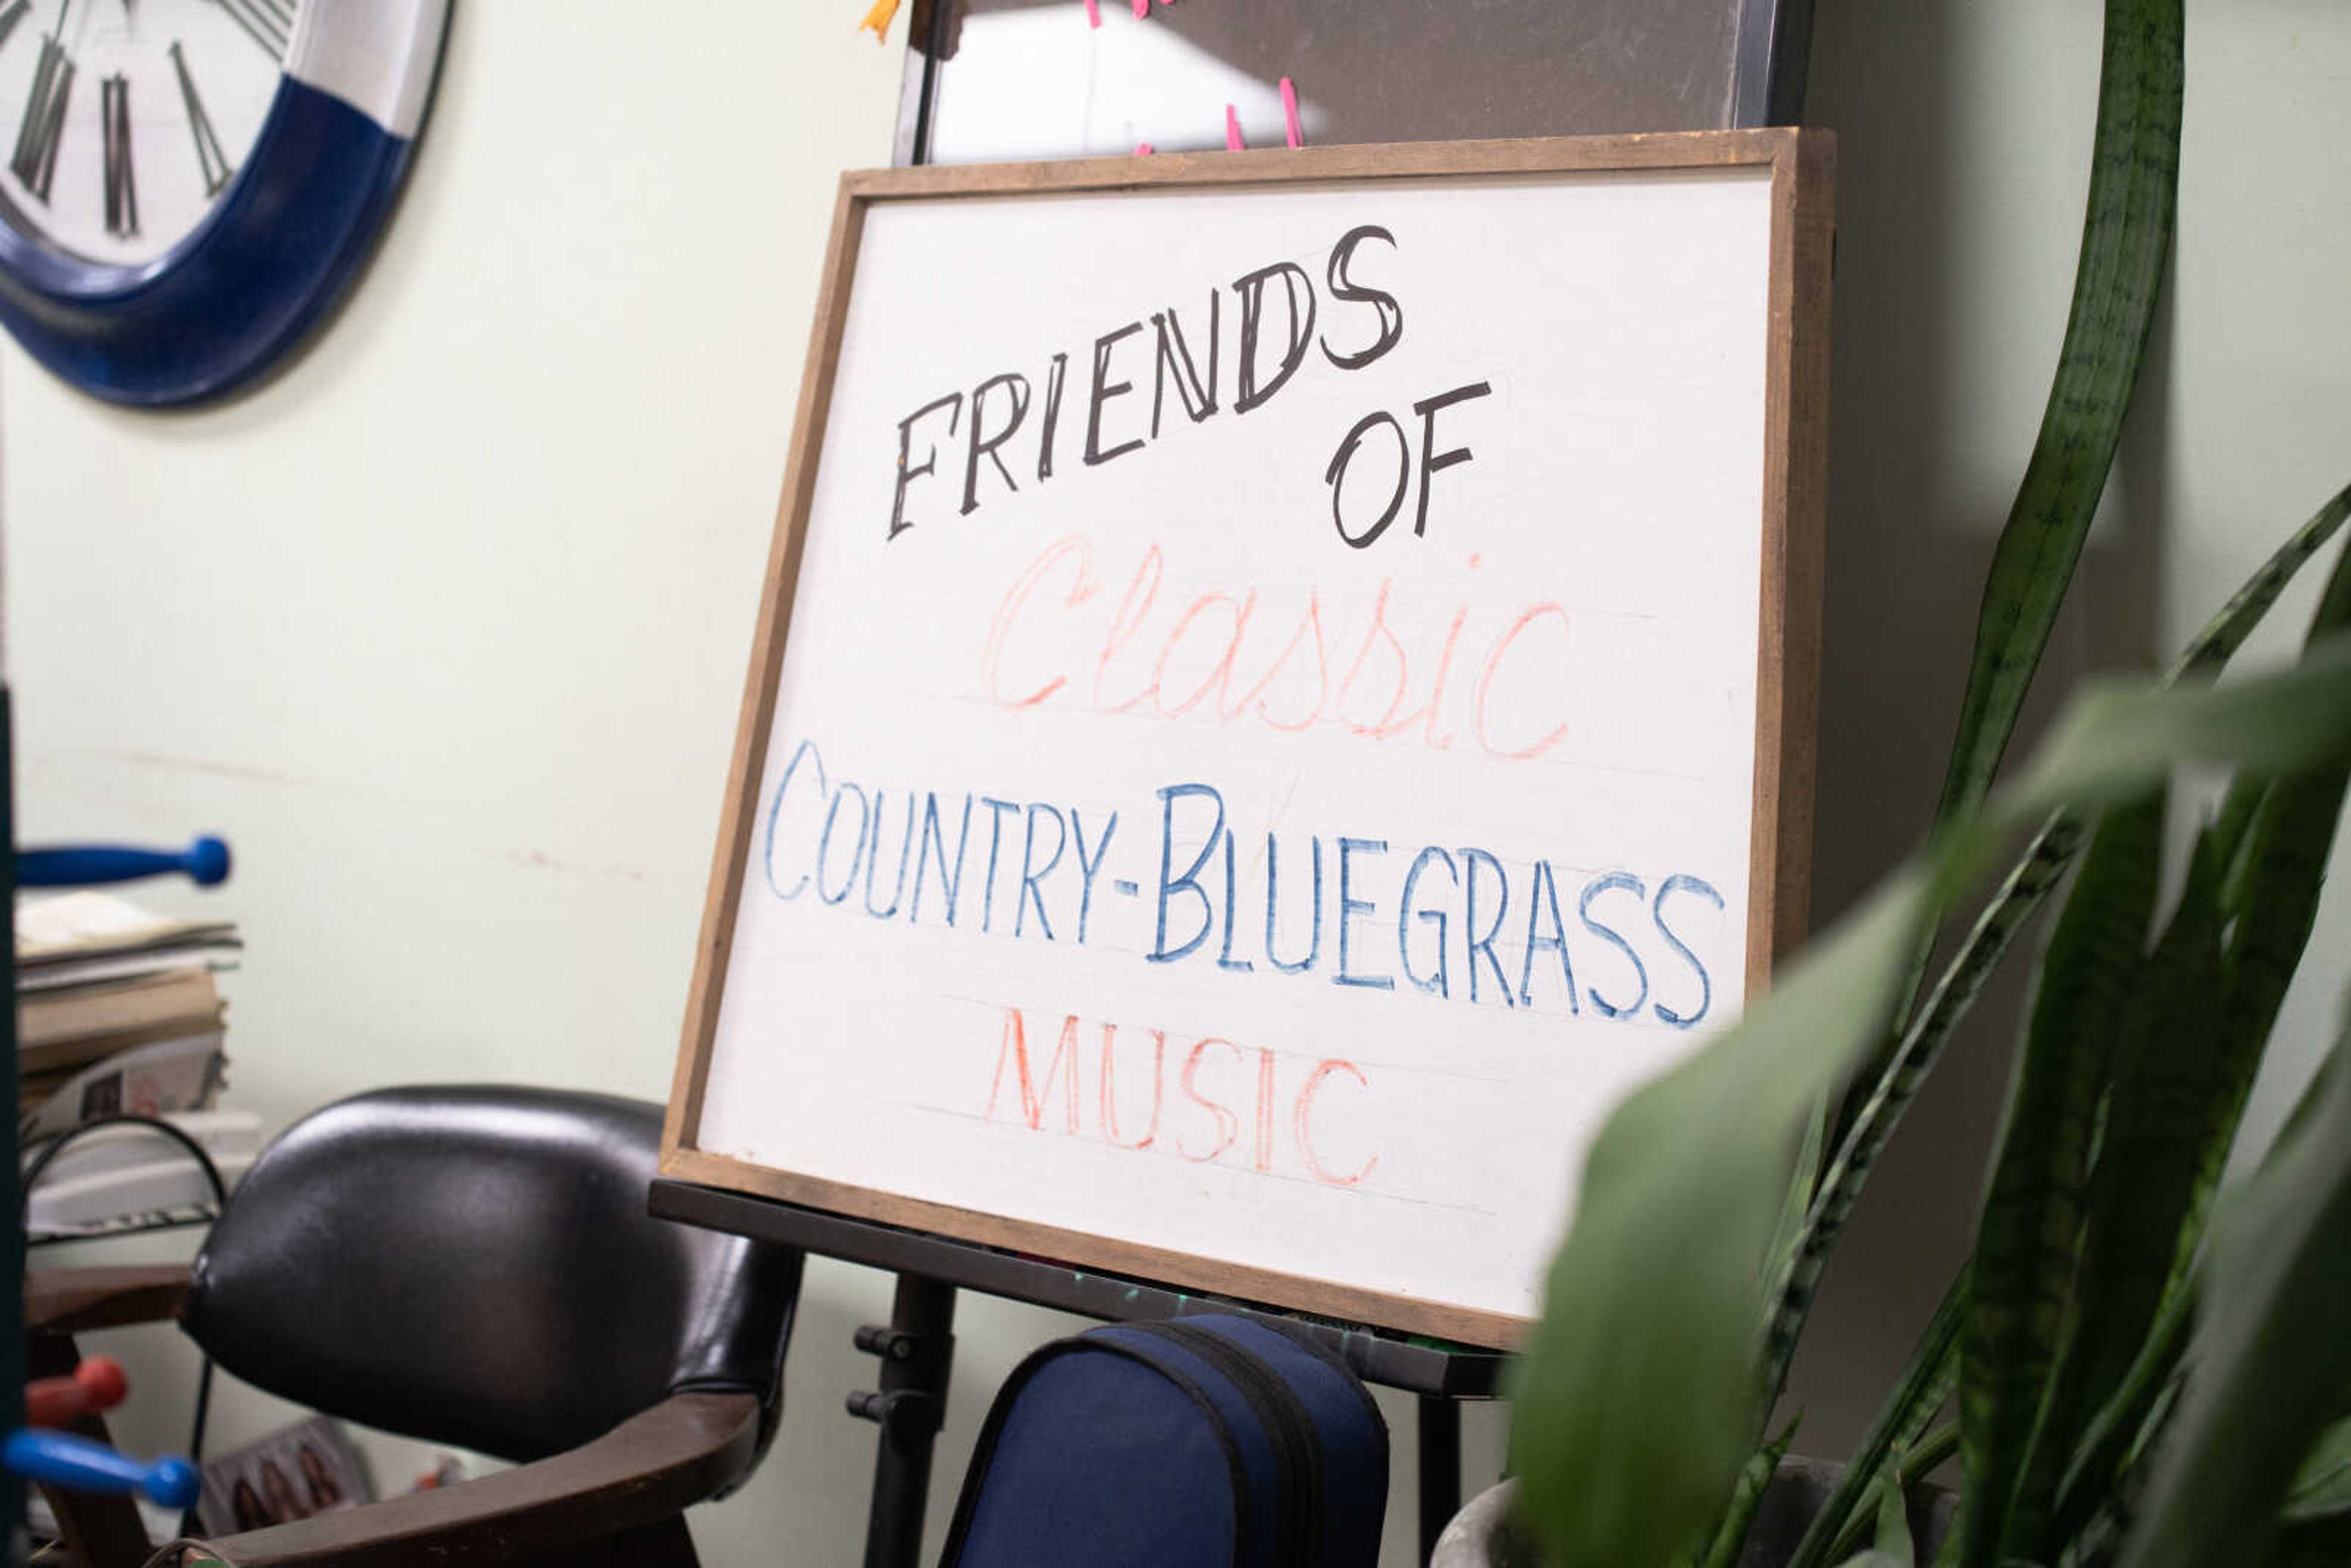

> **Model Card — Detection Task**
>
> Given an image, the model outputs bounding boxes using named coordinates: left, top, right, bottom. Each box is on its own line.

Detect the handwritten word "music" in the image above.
left=988, top=1006, right=1379, bottom=1188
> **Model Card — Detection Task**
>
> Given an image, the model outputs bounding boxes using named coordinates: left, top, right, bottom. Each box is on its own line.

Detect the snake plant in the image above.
left=1507, top=2, right=2351, bottom=1566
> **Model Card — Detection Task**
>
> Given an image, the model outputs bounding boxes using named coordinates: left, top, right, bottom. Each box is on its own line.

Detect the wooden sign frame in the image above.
left=663, top=129, right=1832, bottom=1348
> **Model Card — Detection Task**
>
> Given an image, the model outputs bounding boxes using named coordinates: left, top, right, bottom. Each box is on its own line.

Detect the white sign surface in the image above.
left=681, top=143, right=1821, bottom=1345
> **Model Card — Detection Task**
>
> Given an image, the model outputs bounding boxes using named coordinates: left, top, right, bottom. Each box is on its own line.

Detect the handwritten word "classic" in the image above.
left=983, top=533, right=1572, bottom=761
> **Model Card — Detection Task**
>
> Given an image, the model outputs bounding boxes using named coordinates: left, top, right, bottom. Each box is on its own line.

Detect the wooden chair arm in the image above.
left=143, top=1389, right=762, bottom=1568
left=26, top=1264, right=192, bottom=1336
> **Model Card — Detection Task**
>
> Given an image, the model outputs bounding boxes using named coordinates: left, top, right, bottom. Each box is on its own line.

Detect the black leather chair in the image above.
left=28, top=1086, right=803, bottom=1568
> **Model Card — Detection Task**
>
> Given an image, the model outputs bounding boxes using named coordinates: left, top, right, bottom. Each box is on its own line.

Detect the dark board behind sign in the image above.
left=895, top=0, right=1817, bottom=166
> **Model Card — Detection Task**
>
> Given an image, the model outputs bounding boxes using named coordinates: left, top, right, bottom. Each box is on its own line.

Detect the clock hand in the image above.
left=8, top=17, right=70, bottom=202
left=168, top=40, right=231, bottom=195
left=101, top=70, right=132, bottom=237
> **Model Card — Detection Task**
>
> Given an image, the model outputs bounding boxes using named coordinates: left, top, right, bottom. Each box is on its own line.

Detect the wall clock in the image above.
left=0, top=0, right=449, bottom=407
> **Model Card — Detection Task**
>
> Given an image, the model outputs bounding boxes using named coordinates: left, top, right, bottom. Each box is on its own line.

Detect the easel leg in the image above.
left=853, top=1274, right=958, bottom=1568
left=1418, top=1395, right=1461, bottom=1565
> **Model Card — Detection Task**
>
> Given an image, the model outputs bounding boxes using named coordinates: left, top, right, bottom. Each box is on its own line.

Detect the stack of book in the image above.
left=17, top=890, right=255, bottom=1240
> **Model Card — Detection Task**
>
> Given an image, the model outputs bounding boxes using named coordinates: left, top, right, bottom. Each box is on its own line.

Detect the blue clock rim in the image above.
left=0, top=19, right=446, bottom=408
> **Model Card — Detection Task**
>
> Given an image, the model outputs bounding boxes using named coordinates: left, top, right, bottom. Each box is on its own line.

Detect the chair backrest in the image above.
left=181, top=1085, right=801, bottom=1467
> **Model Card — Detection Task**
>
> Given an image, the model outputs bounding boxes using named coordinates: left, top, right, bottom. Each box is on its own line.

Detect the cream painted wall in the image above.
left=1, top=7, right=1491, bottom=1564
left=7, top=2, right=2349, bottom=1563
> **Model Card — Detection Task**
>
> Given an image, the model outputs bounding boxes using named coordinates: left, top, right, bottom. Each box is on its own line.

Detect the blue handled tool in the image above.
left=18, top=836, right=231, bottom=888
left=2, top=1428, right=201, bottom=1508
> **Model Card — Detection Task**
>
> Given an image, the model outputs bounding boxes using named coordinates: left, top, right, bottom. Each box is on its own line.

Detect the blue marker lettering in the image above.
left=1017, top=803, right=1067, bottom=939
left=1461, top=847, right=1513, bottom=1007
left=1580, top=872, right=1650, bottom=1019
left=1518, top=858, right=1580, bottom=1013
left=863, top=790, right=915, bottom=919
left=911, top=792, right=972, bottom=927
left=1071, top=810, right=1118, bottom=944
left=761, top=738, right=826, bottom=901
left=1150, top=783, right=1224, bottom=963
left=978, top=797, right=1022, bottom=933
left=1652, top=874, right=1723, bottom=1028
left=816, top=782, right=870, bottom=906
left=1264, top=833, right=1324, bottom=974
left=1217, top=831, right=1254, bottom=972
left=1400, top=846, right=1457, bottom=998
left=1335, top=837, right=1394, bottom=990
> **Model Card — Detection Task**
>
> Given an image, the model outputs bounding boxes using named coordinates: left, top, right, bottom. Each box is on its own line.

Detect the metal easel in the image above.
left=650, top=1180, right=1505, bottom=1568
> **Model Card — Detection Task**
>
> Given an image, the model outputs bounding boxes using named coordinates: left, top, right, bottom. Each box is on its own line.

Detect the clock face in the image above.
left=0, top=0, right=299, bottom=268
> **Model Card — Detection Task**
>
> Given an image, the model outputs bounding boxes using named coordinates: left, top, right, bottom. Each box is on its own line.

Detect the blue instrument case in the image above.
left=939, top=1313, right=1389, bottom=1568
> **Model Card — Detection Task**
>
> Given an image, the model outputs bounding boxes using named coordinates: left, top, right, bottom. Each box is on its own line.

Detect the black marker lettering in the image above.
left=1085, top=322, right=1148, bottom=466
left=962, top=372, right=1031, bottom=516
left=1150, top=292, right=1221, bottom=437
left=1412, top=381, right=1492, bottom=537
left=1231, top=260, right=1316, bottom=414
left=1037, top=351, right=1069, bottom=482
left=889, top=392, right=963, bottom=541
left=1322, top=225, right=1403, bottom=370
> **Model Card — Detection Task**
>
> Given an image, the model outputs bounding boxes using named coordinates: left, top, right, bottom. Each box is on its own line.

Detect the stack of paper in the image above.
left=15, top=890, right=236, bottom=1138
left=18, top=891, right=240, bottom=991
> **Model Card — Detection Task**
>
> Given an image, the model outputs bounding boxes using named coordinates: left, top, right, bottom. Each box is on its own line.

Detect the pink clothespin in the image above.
left=1226, top=104, right=1245, bottom=151
left=1132, top=0, right=1149, bottom=15
left=1136, top=142, right=1155, bottom=156
left=1280, top=77, right=1303, bottom=148
left=1084, top=0, right=1100, bottom=26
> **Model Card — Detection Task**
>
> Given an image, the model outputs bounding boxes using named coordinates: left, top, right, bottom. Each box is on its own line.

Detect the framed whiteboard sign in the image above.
left=664, top=131, right=1832, bottom=1348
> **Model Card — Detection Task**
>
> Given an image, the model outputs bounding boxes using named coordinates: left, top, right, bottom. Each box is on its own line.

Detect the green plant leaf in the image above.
left=1788, top=1272, right=1968, bottom=1568
left=2164, top=525, right=2351, bottom=1277
left=1828, top=1479, right=1925, bottom=1568
left=1902, top=1422, right=1962, bottom=1484
left=1764, top=819, right=2080, bottom=1406
left=2047, top=1269, right=2195, bottom=1550
left=1768, top=1093, right=1832, bottom=1291
left=2173, top=481, right=2351, bottom=679
left=2115, top=1016, right=2351, bottom=1568
left=2005, top=829, right=2223, bottom=1565
left=1510, top=642, right=2351, bottom=1568
left=2000, top=637, right=2351, bottom=819
left=1700, top=1420, right=1801, bottom=1568
left=1882, top=0, right=2183, bottom=1059
left=1511, top=868, right=1938, bottom=1568
left=1764, top=479, right=2349, bottom=1408
left=1925, top=0, right=2182, bottom=839
left=2267, top=1414, right=2351, bottom=1568
left=1873, top=1455, right=1918, bottom=1567
left=2282, top=1416, right=2351, bottom=1523
left=1958, top=794, right=2164, bottom=1568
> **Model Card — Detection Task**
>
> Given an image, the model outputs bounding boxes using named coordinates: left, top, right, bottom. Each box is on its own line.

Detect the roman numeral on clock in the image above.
left=101, top=72, right=133, bottom=237
left=169, top=40, right=233, bottom=196
left=10, top=3, right=75, bottom=203
left=210, top=0, right=292, bottom=63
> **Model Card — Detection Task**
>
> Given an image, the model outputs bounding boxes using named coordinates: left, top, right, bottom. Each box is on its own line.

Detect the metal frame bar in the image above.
left=650, top=1180, right=1504, bottom=1398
